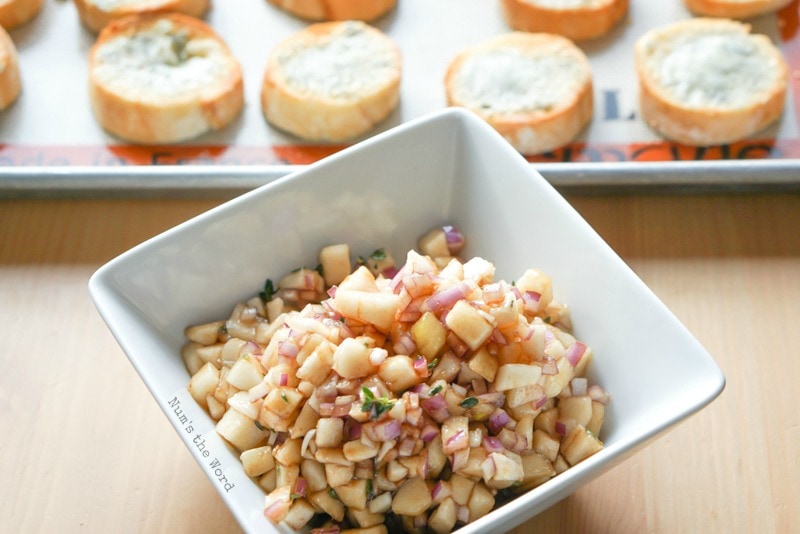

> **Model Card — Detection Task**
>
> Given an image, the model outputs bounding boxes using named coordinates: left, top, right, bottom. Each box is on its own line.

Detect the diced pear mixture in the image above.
left=182, top=225, right=611, bottom=533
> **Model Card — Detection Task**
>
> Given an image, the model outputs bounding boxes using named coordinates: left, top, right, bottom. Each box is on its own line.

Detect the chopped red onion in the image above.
left=388, top=265, right=407, bottom=293
left=294, top=477, right=308, bottom=497
left=327, top=285, right=337, bottom=298
left=413, top=356, right=429, bottom=376
left=347, top=422, right=362, bottom=440
left=565, top=342, right=587, bottom=367
left=488, top=409, right=511, bottom=434
left=555, top=420, right=568, bottom=436
left=423, top=282, right=468, bottom=313
left=482, top=436, right=505, bottom=453
left=421, top=394, right=450, bottom=423
left=588, top=384, right=611, bottom=405
left=478, top=392, right=505, bottom=408
left=522, top=291, right=541, bottom=313
left=279, top=373, right=288, bottom=387
left=393, top=334, right=416, bottom=356
left=491, top=328, right=508, bottom=345
left=374, top=419, right=402, bottom=441
left=447, top=332, right=469, bottom=358
left=431, top=480, right=444, bottom=500
left=399, top=438, right=416, bottom=457
left=278, top=339, right=299, bottom=358
left=443, top=225, right=465, bottom=255
left=420, top=423, right=440, bottom=442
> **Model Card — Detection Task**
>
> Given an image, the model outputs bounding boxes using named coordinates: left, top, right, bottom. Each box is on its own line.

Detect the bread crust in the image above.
left=74, top=0, right=209, bottom=33
left=261, top=20, right=401, bottom=142
left=445, top=32, right=593, bottom=155
left=684, top=0, right=792, bottom=19
left=0, top=25, right=20, bottom=109
left=266, top=0, right=396, bottom=22
left=635, top=18, right=787, bottom=146
left=88, top=13, right=243, bottom=144
left=0, top=0, right=43, bottom=29
left=500, top=0, right=628, bottom=41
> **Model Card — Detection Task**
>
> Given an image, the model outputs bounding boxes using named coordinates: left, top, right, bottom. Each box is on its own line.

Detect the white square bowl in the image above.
left=89, top=108, right=725, bottom=534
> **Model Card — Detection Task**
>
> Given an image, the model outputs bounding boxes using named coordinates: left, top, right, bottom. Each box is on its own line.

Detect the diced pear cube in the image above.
left=515, top=269, right=553, bottom=311
left=320, top=244, right=352, bottom=286
left=392, top=477, right=432, bottom=516
left=449, top=474, right=474, bottom=506
left=467, top=482, right=494, bottom=523
left=310, top=489, right=346, bottom=522
left=240, top=445, right=275, bottom=477
left=181, top=342, right=204, bottom=375
left=336, top=478, right=369, bottom=511
left=343, top=440, right=379, bottom=462
left=226, top=357, right=264, bottom=391
left=493, top=363, right=542, bottom=391
left=278, top=267, right=324, bottom=293
left=301, top=459, right=327, bottom=492
left=333, top=337, right=377, bottom=379
left=274, top=437, right=303, bottom=466
left=289, top=401, right=320, bottom=440
left=335, top=290, right=401, bottom=333
left=283, top=498, right=316, bottom=530
left=418, top=228, right=450, bottom=258
left=326, top=462, right=355, bottom=487
left=296, top=341, right=335, bottom=385
left=441, top=416, right=469, bottom=455
left=467, top=346, right=498, bottom=381
left=561, top=425, right=603, bottom=466
left=444, top=300, right=494, bottom=350
left=520, top=451, right=556, bottom=486
left=411, top=311, right=447, bottom=360
left=263, top=387, right=304, bottom=419
left=347, top=508, right=386, bottom=529
left=338, top=265, right=380, bottom=292
left=428, top=497, right=457, bottom=534
left=587, top=401, right=606, bottom=436
left=558, top=396, right=593, bottom=428
left=184, top=320, right=225, bottom=345
left=215, top=408, right=267, bottom=452
left=378, top=355, right=422, bottom=393
left=316, top=417, right=345, bottom=448
left=463, top=257, right=495, bottom=285
left=532, top=429, right=560, bottom=462
left=188, top=362, right=219, bottom=409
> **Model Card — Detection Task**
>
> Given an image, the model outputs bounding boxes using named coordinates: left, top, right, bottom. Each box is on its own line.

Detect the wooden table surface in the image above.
left=2, top=191, right=799, bottom=533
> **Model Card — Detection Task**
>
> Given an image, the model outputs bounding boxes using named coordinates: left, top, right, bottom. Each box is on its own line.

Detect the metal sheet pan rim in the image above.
left=2, top=159, right=800, bottom=197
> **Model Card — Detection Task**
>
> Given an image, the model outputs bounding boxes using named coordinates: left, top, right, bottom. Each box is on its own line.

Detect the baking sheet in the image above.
left=1, top=0, right=799, bottom=194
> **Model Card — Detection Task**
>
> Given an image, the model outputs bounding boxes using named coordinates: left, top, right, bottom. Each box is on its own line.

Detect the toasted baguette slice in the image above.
left=445, top=32, right=593, bottom=155
left=0, top=0, right=43, bottom=29
left=75, top=0, right=209, bottom=33
left=0, top=25, right=20, bottom=109
left=635, top=18, right=787, bottom=146
left=88, top=13, right=243, bottom=144
left=261, top=20, right=401, bottom=142
left=266, top=0, right=396, bottom=22
left=684, top=0, right=792, bottom=19
left=500, top=0, right=628, bottom=41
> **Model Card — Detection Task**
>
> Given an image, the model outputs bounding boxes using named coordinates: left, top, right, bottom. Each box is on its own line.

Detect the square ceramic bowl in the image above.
left=89, top=108, right=725, bottom=533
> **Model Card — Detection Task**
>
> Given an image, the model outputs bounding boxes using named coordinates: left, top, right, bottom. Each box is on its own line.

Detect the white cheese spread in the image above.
left=453, top=49, right=586, bottom=114
left=275, top=21, right=399, bottom=101
left=650, top=32, right=778, bottom=109
left=92, top=19, right=233, bottom=102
